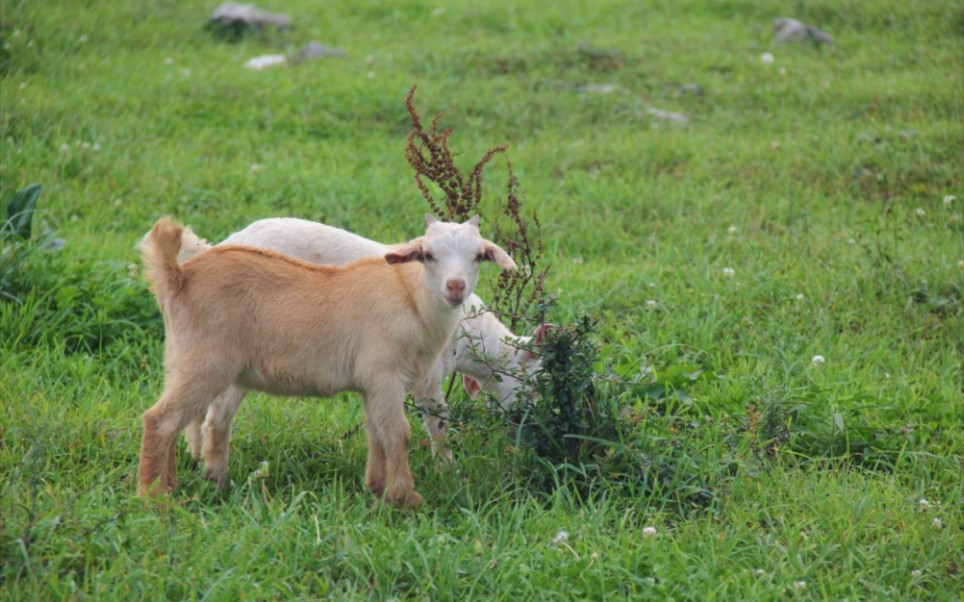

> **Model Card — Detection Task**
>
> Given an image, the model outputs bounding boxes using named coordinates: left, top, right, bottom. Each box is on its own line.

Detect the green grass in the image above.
left=2, top=0, right=962, bottom=599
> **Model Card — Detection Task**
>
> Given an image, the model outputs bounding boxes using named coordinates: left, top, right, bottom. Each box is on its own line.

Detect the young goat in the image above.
left=139, top=215, right=515, bottom=507
left=178, top=218, right=548, bottom=466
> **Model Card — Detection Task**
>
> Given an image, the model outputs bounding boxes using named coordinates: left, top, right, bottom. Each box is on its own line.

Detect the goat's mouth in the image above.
left=444, top=296, right=464, bottom=307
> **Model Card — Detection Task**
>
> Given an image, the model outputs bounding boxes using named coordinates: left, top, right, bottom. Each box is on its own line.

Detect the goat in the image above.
left=178, top=218, right=549, bottom=466
left=138, top=215, right=515, bottom=507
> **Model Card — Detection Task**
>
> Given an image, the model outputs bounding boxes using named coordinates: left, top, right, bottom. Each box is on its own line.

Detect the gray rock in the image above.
left=293, top=42, right=346, bottom=63
left=209, top=3, right=292, bottom=31
left=646, top=107, right=689, bottom=123
left=774, top=18, right=832, bottom=46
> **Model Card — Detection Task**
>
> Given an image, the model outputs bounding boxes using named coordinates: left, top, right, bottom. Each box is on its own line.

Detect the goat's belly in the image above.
left=237, top=365, right=354, bottom=398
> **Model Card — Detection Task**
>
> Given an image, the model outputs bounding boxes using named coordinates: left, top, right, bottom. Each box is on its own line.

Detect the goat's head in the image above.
left=463, top=323, right=553, bottom=408
left=386, top=215, right=516, bottom=307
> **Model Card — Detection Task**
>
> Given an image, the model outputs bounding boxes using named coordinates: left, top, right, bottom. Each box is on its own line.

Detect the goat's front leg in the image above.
left=411, top=364, right=454, bottom=469
left=363, top=381, right=423, bottom=509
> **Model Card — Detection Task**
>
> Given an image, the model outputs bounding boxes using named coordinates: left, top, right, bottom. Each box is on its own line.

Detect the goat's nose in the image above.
left=446, top=279, right=466, bottom=296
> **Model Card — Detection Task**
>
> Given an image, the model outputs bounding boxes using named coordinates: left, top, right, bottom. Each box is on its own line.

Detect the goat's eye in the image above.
left=423, top=252, right=435, bottom=262
left=475, top=253, right=485, bottom=263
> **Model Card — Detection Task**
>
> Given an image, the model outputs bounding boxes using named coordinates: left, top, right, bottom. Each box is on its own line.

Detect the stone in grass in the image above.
left=645, top=107, right=689, bottom=124
left=773, top=17, right=832, bottom=46
left=292, top=42, right=347, bottom=64
left=208, top=3, right=292, bottom=41
left=244, top=42, right=346, bottom=70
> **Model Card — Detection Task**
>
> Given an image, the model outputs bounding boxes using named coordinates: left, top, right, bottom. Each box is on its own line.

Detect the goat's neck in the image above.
left=454, top=310, right=517, bottom=379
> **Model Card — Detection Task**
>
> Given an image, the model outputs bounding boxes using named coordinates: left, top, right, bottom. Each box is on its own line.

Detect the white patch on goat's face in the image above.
left=421, top=220, right=488, bottom=307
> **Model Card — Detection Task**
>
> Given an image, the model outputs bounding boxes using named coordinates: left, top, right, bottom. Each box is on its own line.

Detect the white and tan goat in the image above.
left=178, top=218, right=548, bottom=466
left=138, top=215, right=515, bottom=507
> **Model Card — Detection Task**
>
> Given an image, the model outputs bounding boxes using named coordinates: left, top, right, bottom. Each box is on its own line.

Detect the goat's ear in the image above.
left=462, top=375, right=483, bottom=399
left=425, top=214, right=440, bottom=227
left=385, top=238, right=424, bottom=265
left=534, top=323, right=555, bottom=343
left=466, top=214, right=481, bottom=227
left=482, top=240, right=517, bottom=270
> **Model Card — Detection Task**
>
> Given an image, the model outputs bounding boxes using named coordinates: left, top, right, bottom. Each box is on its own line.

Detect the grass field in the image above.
left=2, top=0, right=962, bottom=599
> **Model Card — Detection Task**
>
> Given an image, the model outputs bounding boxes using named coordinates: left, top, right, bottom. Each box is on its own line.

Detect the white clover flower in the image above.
left=81, top=142, right=90, bottom=149
left=645, top=300, right=658, bottom=310
left=642, top=526, right=658, bottom=538
left=778, top=67, right=787, bottom=75
left=915, top=207, right=926, bottom=217
left=78, top=35, right=88, bottom=43
left=250, top=163, right=262, bottom=173
left=722, top=267, right=735, bottom=278
left=552, top=529, right=569, bottom=544
left=811, top=355, right=825, bottom=366
left=93, top=143, right=100, bottom=151
left=793, top=580, right=806, bottom=591
left=795, top=293, right=805, bottom=301
left=164, top=57, right=173, bottom=65
left=753, top=568, right=766, bottom=579
left=760, top=52, right=775, bottom=64
left=943, top=195, right=956, bottom=206
left=60, top=143, right=69, bottom=153
left=127, top=263, right=139, bottom=278
left=251, top=460, right=270, bottom=480
left=918, top=498, right=930, bottom=511
left=932, top=518, right=943, bottom=529
left=911, top=569, right=923, bottom=579
left=727, top=225, right=738, bottom=235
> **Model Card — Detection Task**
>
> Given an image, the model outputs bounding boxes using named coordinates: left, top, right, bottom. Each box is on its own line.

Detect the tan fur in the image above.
left=136, top=216, right=491, bottom=508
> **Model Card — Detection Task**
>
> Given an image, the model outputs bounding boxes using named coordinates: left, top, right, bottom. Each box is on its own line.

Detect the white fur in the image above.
left=180, top=218, right=545, bottom=466
left=137, top=215, right=514, bottom=507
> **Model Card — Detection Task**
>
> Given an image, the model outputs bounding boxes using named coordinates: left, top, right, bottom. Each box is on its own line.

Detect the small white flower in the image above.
left=81, top=142, right=90, bottom=149
left=753, top=568, right=766, bottom=579
left=795, top=293, right=805, bottom=301
left=771, top=140, right=781, bottom=150
left=250, top=460, right=270, bottom=480
left=366, top=71, right=376, bottom=78
left=645, top=300, right=658, bottom=310
left=915, top=207, right=926, bottom=217
left=59, top=143, right=69, bottom=153
left=432, top=7, right=447, bottom=16
left=793, top=580, right=806, bottom=591
left=114, top=198, right=123, bottom=207
left=552, top=529, right=569, bottom=544
left=78, top=34, right=88, bottom=43
left=722, top=267, right=735, bottom=278
left=92, top=143, right=100, bottom=151
left=164, top=57, right=173, bottom=65
left=127, top=263, right=139, bottom=278
left=811, top=355, right=825, bottom=366
left=778, top=67, right=787, bottom=75
left=958, top=260, right=964, bottom=269
left=911, top=569, right=923, bottom=579
left=918, top=498, right=930, bottom=511
left=727, top=225, right=738, bottom=235
left=250, top=163, right=262, bottom=173
left=760, top=52, right=775, bottom=65
left=943, top=195, right=956, bottom=206
left=932, top=518, right=943, bottom=529
left=642, top=526, right=658, bottom=538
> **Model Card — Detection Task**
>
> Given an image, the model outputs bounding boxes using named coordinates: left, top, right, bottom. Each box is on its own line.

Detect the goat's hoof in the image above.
left=392, top=490, right=424, bottom=509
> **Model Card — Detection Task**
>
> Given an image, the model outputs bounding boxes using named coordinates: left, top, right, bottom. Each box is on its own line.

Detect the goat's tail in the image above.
left=140, top=216, right=185, bottom=303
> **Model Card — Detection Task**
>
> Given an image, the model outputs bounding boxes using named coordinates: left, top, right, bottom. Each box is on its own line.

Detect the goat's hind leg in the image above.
left=199, top=386, right=247, bottom=491
left=138, top=375, right=233, bottom=497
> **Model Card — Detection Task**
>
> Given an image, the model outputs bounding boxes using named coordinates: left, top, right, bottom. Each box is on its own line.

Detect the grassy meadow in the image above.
left=2, top=0, right=962, bottom=599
